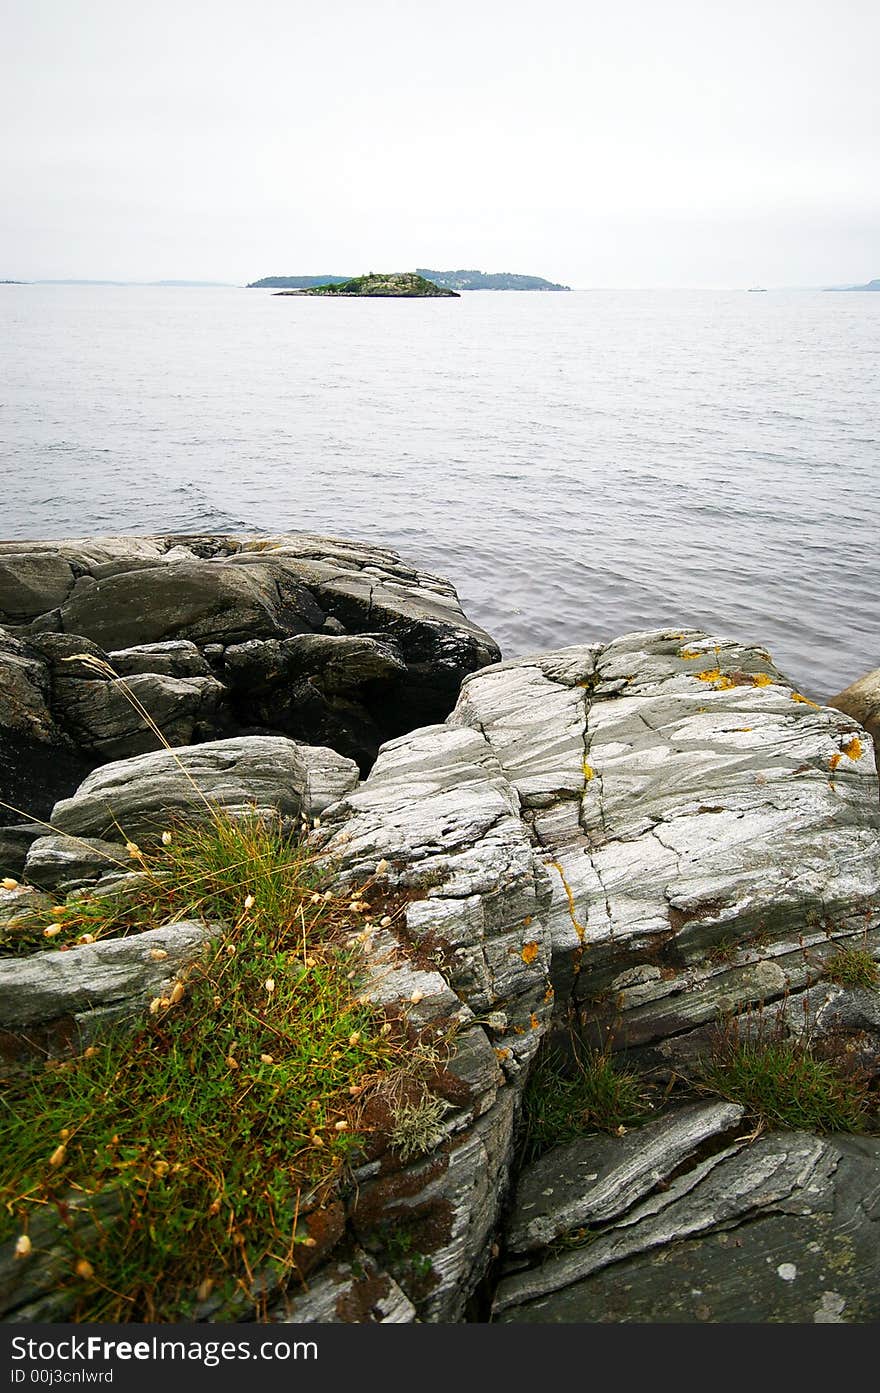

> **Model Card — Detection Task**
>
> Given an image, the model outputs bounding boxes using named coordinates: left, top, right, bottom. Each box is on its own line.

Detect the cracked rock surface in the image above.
left=450, top=628, right=880, bottom=1060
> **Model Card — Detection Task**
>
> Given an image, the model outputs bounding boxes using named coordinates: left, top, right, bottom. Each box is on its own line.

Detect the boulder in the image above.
left=449, top=628, right=880, bottom=1062
left=828, top=667, right=880, bottom=766
left=49, top=735, right=360, bottom=842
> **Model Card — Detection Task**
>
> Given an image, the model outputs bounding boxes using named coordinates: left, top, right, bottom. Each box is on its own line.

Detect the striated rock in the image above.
left=449, top=628, right=880, bottom=1060
left=495, top=1129, right=880, bottom=1323
left=23, top=834, right=129, bottom=892
left=269, top=1251, right=416, bottom=1323
left=50, top=735, right=360, bottom=842
left=505, top=1100, right=745, bottom=1255
left=0, top=920, right=217, bottom=1078
left=316, top=723, right=555, bottom=1072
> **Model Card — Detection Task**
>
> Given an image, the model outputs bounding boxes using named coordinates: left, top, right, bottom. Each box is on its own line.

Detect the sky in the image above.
left=2, top=0, right=878, bottom=287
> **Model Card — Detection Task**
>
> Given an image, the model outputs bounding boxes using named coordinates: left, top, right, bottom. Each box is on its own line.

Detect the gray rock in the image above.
left=23, top=834, right=129, bottom=891
left=0, top=629, right=58, bottom=743
left=107, top=640, right=211, bottom=678
left=51, top=671, right=226, bottom=761
left=3, top=533, right=500, bottom=779
left=0, top=920, right=216, bottom=1030
left=50, top=735, right=360, bottom=842
left=506, top=1100, right=745, bottom=1254
left=450, top=628, right=880, bottom=1046
left=316, top=722, right=554, bottom=1071
left=268, top=1252, right=416, bottom=1323
left=496, top=1132, right=880, bottom=1323
left=0, top=824, right=44, bottom=878
left=55, top=558, right=325, bottom=651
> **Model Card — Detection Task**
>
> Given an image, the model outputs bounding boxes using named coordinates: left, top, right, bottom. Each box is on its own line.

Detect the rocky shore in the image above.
left=2, top=534, right=879, bottom=1324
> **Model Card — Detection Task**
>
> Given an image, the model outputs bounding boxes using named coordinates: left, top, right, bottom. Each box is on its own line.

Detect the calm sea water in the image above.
left=1, top=284, right=878, bottom=699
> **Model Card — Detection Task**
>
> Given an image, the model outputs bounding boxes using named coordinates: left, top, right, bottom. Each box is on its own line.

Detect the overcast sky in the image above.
left=2, top=0, right=878, bottom=286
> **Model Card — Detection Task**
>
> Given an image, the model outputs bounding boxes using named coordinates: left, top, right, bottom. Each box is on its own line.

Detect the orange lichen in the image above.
left=791, top=692, right=819, bottom=708
left=494, top=1048, right=510, bottom=1061
left=529, top=1013, right=540, bottom=1030
left=521, top=941, right=540, bottom=965
left=679, top=648, right=702, bottom=661
left=549, top=861, right=587, bottom=943
left=830, top=752, right=843, bottom=772
left=843, top=736, right=863, bottom=761
left=751, top=673, right=773, bottom=687
left=696, top=668, right=736, bottom=691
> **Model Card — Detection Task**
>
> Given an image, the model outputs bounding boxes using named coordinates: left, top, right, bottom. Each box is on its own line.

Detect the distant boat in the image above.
left=747, top=286, right=767, bottom=292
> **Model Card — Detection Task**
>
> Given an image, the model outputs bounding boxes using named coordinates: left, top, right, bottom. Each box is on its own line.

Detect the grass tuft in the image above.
left=696, top=1017, right=871, bottom=1133
left=823, top=945, right=880, bottom=991
left=0, top=813, right=438, bottom=1321
left=519, top=1040, right=654, bottom=1164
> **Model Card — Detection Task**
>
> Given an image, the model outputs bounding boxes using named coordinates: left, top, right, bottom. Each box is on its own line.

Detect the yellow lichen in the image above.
left=696, top=668, right=735, bottom=691
left=751, top=673, right=773, bottom=687
left=549, top=861, right=587, bottom=943
left=791, top=692, right=819, bottom=708
left=843, top=736, right=863, bottom=761
left=679, top=648, right=702, bottom=661
left=521, top=941, right=540, bottom=965
left=583, top=761, right=595, bottom=782
left=830, top=752, right=843, bottom=772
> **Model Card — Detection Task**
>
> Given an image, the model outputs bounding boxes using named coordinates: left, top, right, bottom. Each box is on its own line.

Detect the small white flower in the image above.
left=14, top=1234, right=32, bottom=1259
left=161, top=831, right=172, bottom=846
left=244, top=893, right=255, bottom=911
left=375, top=859, right=389, bottom=875
left=264, top=978, right=275, bottom=996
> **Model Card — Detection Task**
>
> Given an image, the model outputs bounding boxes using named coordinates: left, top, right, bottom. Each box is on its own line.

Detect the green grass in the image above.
left=696, top=1021, right=871, bottom=1133
left=519, top=1040, right=654, bottom=1164
left=0, top=814, right=438, bottom=1321
left=823, top=945, right=880, bottom=990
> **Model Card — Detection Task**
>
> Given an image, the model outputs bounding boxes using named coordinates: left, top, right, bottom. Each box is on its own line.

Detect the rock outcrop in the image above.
left=2, top=616, right=880, bottom=1324
left=0, top=533, right=499, bottom=832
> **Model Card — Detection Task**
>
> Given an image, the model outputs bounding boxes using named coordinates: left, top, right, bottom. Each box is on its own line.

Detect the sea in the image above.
left=1, top=283, right=878, bottom=700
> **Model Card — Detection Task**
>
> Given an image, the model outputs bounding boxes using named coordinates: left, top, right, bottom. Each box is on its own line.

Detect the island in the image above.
left=251, top=269, right=570, bottom=291
left=416, top=268, right=570, bottom=291
left=273, top=272, right=458, bottom=298
left=827, top=277, right=880, bottom=292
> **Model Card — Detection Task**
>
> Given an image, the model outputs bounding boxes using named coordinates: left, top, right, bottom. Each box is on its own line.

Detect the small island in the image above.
left=274, top=272, right=458, bottom=298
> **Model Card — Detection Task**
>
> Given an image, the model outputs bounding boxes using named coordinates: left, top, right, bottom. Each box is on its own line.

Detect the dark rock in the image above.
left=0, top=824, right=44, bottom=878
